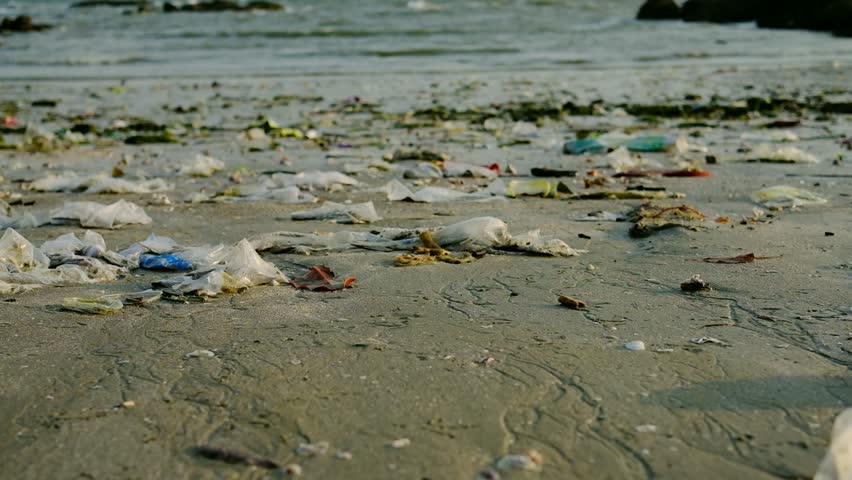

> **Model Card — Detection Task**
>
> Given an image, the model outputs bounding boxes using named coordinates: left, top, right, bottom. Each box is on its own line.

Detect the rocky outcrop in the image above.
left=0, top=16, right=51, bottom=33
left=680, top=0, right=763, bottom=23
left=638, top=0, right=852, bottom=37
left=162, top=0, right=284, bottom=12
left=637, top=0, right=682, bottom=20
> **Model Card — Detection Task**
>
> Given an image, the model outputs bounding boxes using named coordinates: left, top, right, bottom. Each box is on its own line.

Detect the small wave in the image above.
left=366, top=47, right=520, bottom=57
left=10, top=56, right=151, bottom=66
left=164, top=28, right=474, bottom=39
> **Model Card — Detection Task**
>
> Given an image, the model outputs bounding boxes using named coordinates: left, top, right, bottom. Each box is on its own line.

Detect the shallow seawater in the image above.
left=1, top=0, right=851, bottom=79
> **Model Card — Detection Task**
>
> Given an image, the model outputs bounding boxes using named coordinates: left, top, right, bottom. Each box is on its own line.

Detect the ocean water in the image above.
left=1, top=0, right=851, bottom=80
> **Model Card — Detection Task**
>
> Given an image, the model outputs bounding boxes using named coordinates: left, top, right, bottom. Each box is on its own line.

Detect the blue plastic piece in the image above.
left=563, top=138, right=606, bottom=155
left=624, top=136, right=674, bottom=152
left=139, top=253, right=192, bottom=271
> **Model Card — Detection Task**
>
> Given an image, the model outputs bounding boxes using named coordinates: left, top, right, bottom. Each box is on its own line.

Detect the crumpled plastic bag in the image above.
left=752, top=185, right=828, bottom=209
left=292, top=202, right=381, bottom=224
left=41, top=230, right=132, bottom=268
left=0, top=211, right=47, bottom=229
left=119, top=233, right=181, bottom=261
left=30, top=172, right=172, bottom=194
left=265, top=171, right=358, bottom=191
left=0, top=228, right=50, bottom=271
left=608, top=147, right=662, bottom=173
left=403, top=162, right=443, bottom=179
left=179, top=154, right=225, bottom=177
left=240, top=185, right=317, bottom=203
left=380, top=180, right=499, bottom=203
left=815, top=408, right=852, bottom=480
left=84, top=177, right=173, bottom=194
left=214, top=239, right=287, bottom=288
left=750, top=144, right=818, bottom=163
left=157, top=240, right=287, bottom=296
left=53, top=200, right=152, bottom=229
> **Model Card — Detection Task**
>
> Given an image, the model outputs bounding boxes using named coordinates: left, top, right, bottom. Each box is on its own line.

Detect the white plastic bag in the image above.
left=0, top=228, right=50, bottom=271
left=53, top=200, right=153, bottom=229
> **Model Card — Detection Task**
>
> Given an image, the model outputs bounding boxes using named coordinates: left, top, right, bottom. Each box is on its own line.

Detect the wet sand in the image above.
left=1, top=64, right=851, bottom=479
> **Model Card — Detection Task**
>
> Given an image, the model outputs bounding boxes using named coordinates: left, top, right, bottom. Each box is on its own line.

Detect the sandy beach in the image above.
left=1, top=62, right=851, bottom=479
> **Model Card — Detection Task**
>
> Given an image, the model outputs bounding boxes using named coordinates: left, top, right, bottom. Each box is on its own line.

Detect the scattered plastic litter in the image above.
left=52, top=199, right=152, bottom=229
left=289, top=265, right=355, bottom=291
left=250, top=217, right=578, bottom=257
left=402, top=162, right=443, bottom=179
left=815, top=408, right=852, bottom=480
left=292, top=201, right=381, bottom=224
left=30, top=172, right=172, bottom=194
left=752, top=185, right=828, bottom=209
left=62, top=296, right=124, bottom=314
left=381, top=180, right=499, bottom=203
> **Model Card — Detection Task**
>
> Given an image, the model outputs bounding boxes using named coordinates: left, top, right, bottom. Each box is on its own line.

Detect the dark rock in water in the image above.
left=71, top=0, right=151, bottom=7
left=637, top=0, right=682, bottom=20
left=757, top=0, right=852, bottom=37
left=0, top=15, right=51, bottom=33
left=164, top=0, right=284, bottom=12
left=245, top=0, right=284, bottom=10
left=681, top=0, right=763, bottom=23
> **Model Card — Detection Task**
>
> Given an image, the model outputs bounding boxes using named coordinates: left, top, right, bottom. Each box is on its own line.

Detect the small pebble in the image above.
left=185, top=349, right=215, bottom=358
left=625, top=340, right=646, bottom=351
left=281, top=464, right=302, bottom=476
left=335, top=451, right=353, bottom=461
left=389, top=438, right=411, bottom=449
left=296, top=441, right=329, bottom=456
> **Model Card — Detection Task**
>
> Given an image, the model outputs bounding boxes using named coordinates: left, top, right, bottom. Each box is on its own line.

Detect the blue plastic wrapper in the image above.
left=563, top=138, right=606, bottom=155
left=139, top=253, right=192, bottom=271
left=624, top=136, right=674, bottom=152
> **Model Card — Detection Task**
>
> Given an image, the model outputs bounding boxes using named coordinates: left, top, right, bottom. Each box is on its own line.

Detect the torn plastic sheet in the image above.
left=52, top=200, right=152, bottom=229
left=607, top=147, right=662, bottom=173
left=0, top=228, right=49, bottom=270
left=0, top=212, right=49, bottom=229
left=179, top=154, right=225, bottom=177
left=442, top=161, right=499, bottom=179
left=62, top=296, right=124, bottom=314
left=292, top=202, right=381, bottom=224
left=752, top=185, right=828, bottom=209
left=249, top=217, right=579, bottom=257
left=380, top=180, right=500, bottom=203
left=749, top=144, right=817, bottom=163
left=30, top=172, right=173, bottom=194
left=264, top=171, right=358, bottom=191
left=238, top=185, right=317, bottom=203
left=289, top=265, right=355, bottom=291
